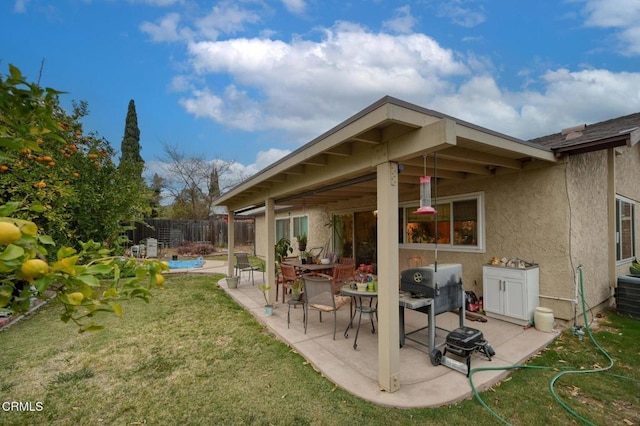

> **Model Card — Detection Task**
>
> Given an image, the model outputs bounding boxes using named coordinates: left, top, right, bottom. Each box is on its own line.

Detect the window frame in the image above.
left=616, top=195, right=635, bottom=263
left=399, top=192, right=485, bottom=253
left=276, top=215, right=308, bottom=243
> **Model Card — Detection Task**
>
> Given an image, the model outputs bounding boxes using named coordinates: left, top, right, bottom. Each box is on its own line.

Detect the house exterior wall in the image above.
left=614, top=143, right=640, bottom=277
left=251, top=148, right=627, bottom=323
left=565, top=151, right=611, bottom=318
left=254, top=208, right=330, bottom=259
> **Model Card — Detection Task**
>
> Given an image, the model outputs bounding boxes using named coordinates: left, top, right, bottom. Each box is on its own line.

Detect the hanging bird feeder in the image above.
left=414, top=154, right=437, bottom=215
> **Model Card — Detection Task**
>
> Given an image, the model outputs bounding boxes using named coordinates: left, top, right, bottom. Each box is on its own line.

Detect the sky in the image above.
left=2, top=0, right=640, bottom=183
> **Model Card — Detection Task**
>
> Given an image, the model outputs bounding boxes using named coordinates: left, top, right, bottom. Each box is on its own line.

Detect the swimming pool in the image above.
left=168, top=258, right=204, bottom=269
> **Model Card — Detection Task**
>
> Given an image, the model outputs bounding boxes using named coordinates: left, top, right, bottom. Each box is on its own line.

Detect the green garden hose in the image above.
left=467, top=265, right=623, bottom=425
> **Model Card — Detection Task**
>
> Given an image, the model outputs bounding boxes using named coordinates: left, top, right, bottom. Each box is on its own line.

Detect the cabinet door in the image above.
left=483, top=273, right=503, bottom=314
left=503, top=278, right=527, bottom=320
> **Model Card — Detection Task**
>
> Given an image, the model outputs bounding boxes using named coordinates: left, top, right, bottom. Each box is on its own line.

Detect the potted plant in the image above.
left=275, top=237, right=293, bottom=264
left=259, top=283, right=273, bottom=316
left=290, top=277, right=304, bottom=301
left=297, top=233, right=307, bottom=252
left=226, top=275, right=239, bottom=289
left=300, top=251, right=313, bottom=264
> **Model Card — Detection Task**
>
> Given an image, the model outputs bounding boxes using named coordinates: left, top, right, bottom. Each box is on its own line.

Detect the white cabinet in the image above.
left=483, top=265, right=539, bottom=326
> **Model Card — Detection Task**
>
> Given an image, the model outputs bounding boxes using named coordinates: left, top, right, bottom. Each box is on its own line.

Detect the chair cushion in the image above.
left=335, top=295, right=350, bottom=308
left=309, top=303, right=334, bottom=312
left=310, top=295, right=350, bottom=311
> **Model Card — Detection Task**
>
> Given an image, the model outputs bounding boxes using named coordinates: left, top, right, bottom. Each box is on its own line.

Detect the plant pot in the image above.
left=264, top=305, right=273, bottom=316
left=292, top=292, right=302, bottom=302
left=226, top=276, right=239, bottom=289
left=298, top=243, right=307, bottom=252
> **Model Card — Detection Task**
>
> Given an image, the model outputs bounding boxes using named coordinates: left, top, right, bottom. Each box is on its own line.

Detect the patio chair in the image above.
left=280, top=263, right=299, bottom=303
left=302, top=273, right=349, bottom=340
left=331, top=263, right=355, bottom=294
left=234, top=253, right=262, bottom=285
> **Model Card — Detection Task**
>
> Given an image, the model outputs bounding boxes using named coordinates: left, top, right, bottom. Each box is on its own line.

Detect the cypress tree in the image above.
left=120, top=99, right=144, bottom=169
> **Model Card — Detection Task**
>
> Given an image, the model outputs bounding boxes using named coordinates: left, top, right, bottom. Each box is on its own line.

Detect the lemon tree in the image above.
left=0, top=64, right=165, bottom=331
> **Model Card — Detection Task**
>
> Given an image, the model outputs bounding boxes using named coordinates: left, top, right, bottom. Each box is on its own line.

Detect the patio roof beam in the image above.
left=275, top=172, right=377, bottom=204
left=456, top=126, right=557, bottom=162
left=301, top=154, right=328, bottom=166
left=401, top=156, right=492, bottom=176
left=283, top=164, right=306, bottom=175
left=437, top=146, right=523, bottom=169
left=325, top=143, right=353, bottom=156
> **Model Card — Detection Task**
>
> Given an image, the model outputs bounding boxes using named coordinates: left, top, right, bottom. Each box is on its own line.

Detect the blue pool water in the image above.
left=168, top=258, right=204, bottom=269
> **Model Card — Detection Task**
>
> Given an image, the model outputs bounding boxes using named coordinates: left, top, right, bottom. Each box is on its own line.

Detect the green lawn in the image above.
left=1, top=274, right=638, bottom=425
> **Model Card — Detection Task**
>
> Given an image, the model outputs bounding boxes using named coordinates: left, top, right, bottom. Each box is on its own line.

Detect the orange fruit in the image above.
left=0, top=165, right=8, bottom=172
left=88, top=153, right=98, bottom=159
left=0, top=222, right=21, bottom=245
left=21, top=259, right=49, bottom=281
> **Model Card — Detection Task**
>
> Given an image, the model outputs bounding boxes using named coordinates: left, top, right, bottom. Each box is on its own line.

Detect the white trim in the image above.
left=615, top=194, right=636, bottom=263
left=400, top=191, right=486, bottom=253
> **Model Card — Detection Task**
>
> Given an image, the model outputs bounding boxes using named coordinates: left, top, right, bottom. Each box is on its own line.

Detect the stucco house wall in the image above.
left=251, top=146, right=632, bottom=324
left=614, top=143, right=640, bottom=279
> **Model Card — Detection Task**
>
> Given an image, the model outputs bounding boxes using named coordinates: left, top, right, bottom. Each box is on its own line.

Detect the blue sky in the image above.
left=3, top=0, right=640, bottom=184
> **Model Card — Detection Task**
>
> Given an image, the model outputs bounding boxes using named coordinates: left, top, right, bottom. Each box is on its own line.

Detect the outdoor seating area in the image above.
left=220, top=269, right=557, bottom=408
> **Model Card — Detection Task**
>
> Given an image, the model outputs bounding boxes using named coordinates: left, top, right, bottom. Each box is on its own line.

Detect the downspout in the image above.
left=607, top=148, right=617, bottom=297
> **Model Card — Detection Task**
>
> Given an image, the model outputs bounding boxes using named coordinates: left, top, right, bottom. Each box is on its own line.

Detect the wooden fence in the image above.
left=128, top=216, right=255, bottom=248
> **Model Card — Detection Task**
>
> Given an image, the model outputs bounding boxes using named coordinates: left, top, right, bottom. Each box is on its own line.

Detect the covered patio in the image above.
left=220, top=275, right=557, bottom=407
left=214, top=96, right=559, bottom=394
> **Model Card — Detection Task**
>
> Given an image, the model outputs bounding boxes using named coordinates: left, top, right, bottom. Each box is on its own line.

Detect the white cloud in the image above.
left=437, top=0, right=486, bottom=28
left=140, top=13, right=194, bottom=42
left=429, top=69, right=640, bottom=140
left=582, top=0, right=640, bottom=55
left=383, top=5, right=418, bottom=34
left=14, top=0, right=29, bottom=13
left=195, top=2, right=262, bottom=40
left=181, top=22, right=468, bottom=142
left=281, top=0, right=306, bottom=15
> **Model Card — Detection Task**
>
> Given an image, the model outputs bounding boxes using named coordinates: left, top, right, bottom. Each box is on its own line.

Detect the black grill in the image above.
left=400, top=263, right=464, bottom=315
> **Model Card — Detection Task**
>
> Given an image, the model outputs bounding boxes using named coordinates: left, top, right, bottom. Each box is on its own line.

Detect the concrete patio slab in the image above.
left=167, top=263, right=558, bottom=408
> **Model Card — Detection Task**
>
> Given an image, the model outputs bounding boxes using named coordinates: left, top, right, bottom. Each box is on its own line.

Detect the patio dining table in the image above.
left=282, top=259, right=337, bottom=275
left=340, top=285, right=377, bottom=350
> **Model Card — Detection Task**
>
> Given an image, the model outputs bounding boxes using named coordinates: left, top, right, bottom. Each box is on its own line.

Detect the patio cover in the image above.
left=213, top=96, right=557, bottom=392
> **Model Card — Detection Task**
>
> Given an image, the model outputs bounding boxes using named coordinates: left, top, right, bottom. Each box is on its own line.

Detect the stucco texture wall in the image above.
left=250, top=151, right=621, bottom=322
left=253, top=208, right=330, bottom=259
left=565, top=151, right=610, bottom=319
left=614, top=144, right=640, bottom=277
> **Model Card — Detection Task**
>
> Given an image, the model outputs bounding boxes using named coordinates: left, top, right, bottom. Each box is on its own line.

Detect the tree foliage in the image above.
left=160, top=144, right=243, bottom=220
left=119, top=99, right=143, bottom=169
left=0, top=64, right=165, bottom=331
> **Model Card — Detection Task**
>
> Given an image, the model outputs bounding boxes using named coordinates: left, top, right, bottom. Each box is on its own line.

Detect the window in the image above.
left=276, top=216, right=308, bottom=242
left=293, top=216, right=308, bottom=239
left=400, top=192, right=484, bottom=252
left=616, top=196, right=635, bottom=262
left=276, top=218, right=290, bottom=242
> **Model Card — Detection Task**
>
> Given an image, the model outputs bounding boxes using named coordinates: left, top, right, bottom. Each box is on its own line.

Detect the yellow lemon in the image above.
left=67, top=292, right=84, bottom=305
left=155, top=274, right=165, bottom=286
left=0, top=222, right=21, bottom=245
left=21, top=259, right=49, bottom=281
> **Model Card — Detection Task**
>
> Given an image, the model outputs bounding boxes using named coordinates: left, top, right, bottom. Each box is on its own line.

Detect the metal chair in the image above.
left=234, top=253, right=262, bottom=285
left=302, top=274, right=349, bottom=340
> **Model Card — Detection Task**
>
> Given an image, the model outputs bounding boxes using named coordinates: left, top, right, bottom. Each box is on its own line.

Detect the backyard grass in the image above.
left=1, top=273, right=638, bottom=425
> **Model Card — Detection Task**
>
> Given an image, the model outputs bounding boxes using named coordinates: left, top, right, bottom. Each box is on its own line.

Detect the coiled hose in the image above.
left=467, top=265, right=635, bottom=425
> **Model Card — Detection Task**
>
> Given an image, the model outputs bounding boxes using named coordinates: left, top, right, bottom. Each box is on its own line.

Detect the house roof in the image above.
left=213, top=96, right=565, bottom=212
left=528, top=112, right=640, bottom=155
